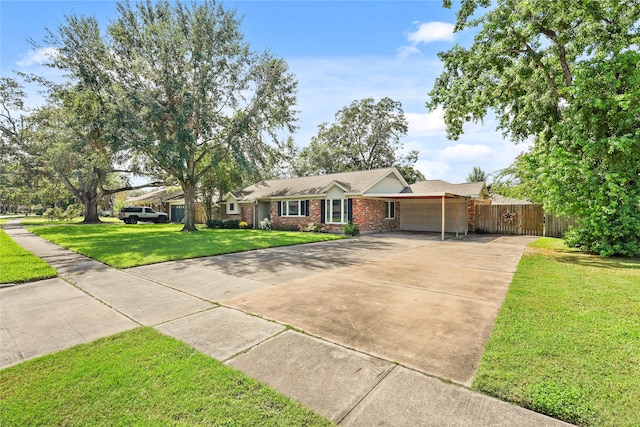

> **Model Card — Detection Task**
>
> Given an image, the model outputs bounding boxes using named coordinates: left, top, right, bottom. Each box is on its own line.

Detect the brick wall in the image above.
left=271, top=200, right=322, bottom=230
left=352, top=199, right=400, bottom=233
left=467, top=199, right=491, bottom=233
left=220, top=204, right=252, bottom=225
left=270, top=198, right=399, bottom=233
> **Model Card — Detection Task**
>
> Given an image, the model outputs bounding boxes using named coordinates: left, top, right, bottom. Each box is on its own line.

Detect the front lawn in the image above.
left=19, top=216, right=121, bottom=226
left=29, top=224, right=343, bottom=268
left=0, top=327, right=332, bottom=426
left=473, top=238, right=640, bottom=426
left=0, top=228, right=57, bottom=284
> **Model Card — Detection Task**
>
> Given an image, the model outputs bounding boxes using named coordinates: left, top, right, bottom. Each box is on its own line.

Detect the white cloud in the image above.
left=406, top=109, right=446, bottom=137
left=408, top=21, right=455, bottom=45
left=397, top=45, right=422, bottom=60
left=415, top=159, right=451, bottom=180
left=437, top=144, right=494, bottom=161
left=16, top=47, right=58, bottom=67
left=398, top=21, right=455, bottom=59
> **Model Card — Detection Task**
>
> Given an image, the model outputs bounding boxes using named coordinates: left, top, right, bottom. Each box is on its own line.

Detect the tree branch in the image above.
left=100, top=181, right=166, bottom=197
left=537, top=26, right=573, bottom=87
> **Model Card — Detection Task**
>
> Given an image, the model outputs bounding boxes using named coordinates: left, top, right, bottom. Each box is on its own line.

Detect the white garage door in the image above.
left=400, top=199, right=467, bottom=232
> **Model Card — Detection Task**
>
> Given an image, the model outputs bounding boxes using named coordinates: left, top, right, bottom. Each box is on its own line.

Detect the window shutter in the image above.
left=320, top=200, right=325, bottom=223
left=305, top=200, right=310, bottom=217
left=277, top=201, right=282, bottom=217
left=348, top=199, right=353, bottom=222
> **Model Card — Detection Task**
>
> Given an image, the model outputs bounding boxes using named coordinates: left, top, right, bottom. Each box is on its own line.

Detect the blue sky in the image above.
left=1, top=0, right=528, bottom=183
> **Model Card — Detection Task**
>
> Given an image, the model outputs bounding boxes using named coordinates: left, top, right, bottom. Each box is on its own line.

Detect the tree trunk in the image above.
left=81, top=199, right=102, bottom=224
left=181, top=181, right=198, bottom=232
left=80, top=185, right=103, bottom=224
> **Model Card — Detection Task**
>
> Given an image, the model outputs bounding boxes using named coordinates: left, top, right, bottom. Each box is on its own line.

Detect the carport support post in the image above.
left=465, top=197, right=469, bottom=235
left=456, top=198, right=460, bottom=238
left=441, top=196, right=445, bottom=241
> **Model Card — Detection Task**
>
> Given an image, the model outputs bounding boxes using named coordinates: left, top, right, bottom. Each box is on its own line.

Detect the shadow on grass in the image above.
left=556, top=254, right=640, bottom=270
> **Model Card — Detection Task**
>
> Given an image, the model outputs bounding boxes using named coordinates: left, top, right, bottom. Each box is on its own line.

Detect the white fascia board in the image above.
left=320, top=181, right=350, bottom=194
left=221, top=192, right=236, bottom=202
left=260, top=194, right=326, bottom=201
left=362, top=192, right=466, bottom=199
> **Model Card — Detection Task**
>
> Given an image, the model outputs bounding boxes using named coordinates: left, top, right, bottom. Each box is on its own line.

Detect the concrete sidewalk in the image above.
left=1, top=222, right=571, bottom=426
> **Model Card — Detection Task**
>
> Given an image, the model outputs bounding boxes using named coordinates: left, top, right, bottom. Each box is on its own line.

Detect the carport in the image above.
left=370, top=193, right=469, bottom=240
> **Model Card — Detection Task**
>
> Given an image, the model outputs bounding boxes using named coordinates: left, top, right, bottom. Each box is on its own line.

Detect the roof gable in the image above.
left=363, top=170, right=409, bottom=194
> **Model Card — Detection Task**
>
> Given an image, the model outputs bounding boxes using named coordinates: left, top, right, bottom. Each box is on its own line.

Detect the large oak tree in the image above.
left=46, top=0, right=297, bottom=231
left=31, top=83, right=164, bottom=222
left=428, top=0, right=640, bottom=256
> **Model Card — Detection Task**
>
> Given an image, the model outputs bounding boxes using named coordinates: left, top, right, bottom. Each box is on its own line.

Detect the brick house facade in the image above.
left=222, top=168, right=488, bottom=236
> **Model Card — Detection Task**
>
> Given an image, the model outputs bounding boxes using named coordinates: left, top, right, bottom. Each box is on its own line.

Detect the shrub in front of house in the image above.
left=301, top=222, right=324, bottom=233
left=239, top=221, right=249, bottom=229
left=342, top=221, right=359, bottom=237
left=206, top=219, right=224, bottom=229
left=222, top=219, right=240, bottom=229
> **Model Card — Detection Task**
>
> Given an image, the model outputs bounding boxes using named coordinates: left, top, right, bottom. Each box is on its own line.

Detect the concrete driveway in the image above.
left=131, top=232, right=537, bottom=386
left=219, top=233, right=536, bottom=386
left=3, top=226, right=572, bottom=426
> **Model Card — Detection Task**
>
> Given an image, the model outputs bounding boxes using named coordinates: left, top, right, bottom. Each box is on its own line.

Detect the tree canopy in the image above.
left=466, top=166, right=487, bottom=183
left=45, top=0, right=298, bottom=231
left=428, top=0, right=640, bottom=256
left=294, top=97, right=425, bottom=183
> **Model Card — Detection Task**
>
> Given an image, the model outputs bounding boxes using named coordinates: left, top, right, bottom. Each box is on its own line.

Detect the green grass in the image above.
left=19, top=216, right=121, bottom=226
left=0, top=327, right=333, bottom=426
left=0, top=228, right=57, bottom=284
left=29, top=224, right=343, bottom=268
left=473, top=237, right=640, bottom=426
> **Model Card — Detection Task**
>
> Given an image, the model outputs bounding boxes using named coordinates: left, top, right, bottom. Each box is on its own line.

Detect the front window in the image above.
left=326, top=199, right=348, bottom=224
left=385, top=201, right=395, bottom=219
left=227, top=202, right=238, bottom=214
left=280, top=200, right=306, bottom=216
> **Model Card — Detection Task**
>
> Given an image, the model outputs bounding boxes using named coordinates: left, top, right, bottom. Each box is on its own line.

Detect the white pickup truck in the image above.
left=118, top=206, right=169, bottom=224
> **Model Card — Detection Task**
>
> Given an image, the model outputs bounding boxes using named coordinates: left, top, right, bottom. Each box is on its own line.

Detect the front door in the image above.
left=257, top=202, right=271, bottom=227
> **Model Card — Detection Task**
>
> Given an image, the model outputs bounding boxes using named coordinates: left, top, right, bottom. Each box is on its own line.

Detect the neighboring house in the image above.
left=125, top=187, right=173, bottom=214
left=222, top=168, right=489, bottom=239
left=125, top=187, right=218, bottom=223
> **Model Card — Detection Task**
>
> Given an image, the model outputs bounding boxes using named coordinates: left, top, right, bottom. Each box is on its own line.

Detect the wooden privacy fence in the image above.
left=476, top=204, right=544, bottom=236
left=545, top=212, right=578, bottom=238
left=476, top=204, right=576, bottom=237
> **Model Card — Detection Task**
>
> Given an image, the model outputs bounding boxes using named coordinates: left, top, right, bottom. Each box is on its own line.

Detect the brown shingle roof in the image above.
left=406, top=180, right=487, bottom=198
left=125, top=187, right=170, bottom=203
left=232, top=168, right=400, bottom=201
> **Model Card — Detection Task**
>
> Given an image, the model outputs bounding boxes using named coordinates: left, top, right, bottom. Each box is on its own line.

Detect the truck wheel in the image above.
left=129, top=216, right=138, bottom=224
